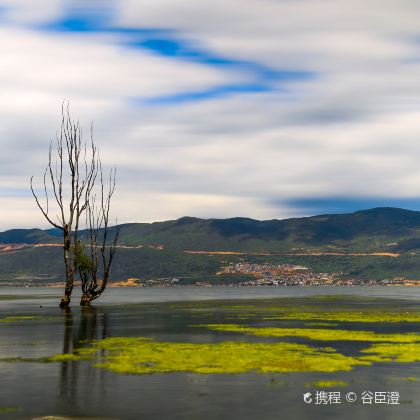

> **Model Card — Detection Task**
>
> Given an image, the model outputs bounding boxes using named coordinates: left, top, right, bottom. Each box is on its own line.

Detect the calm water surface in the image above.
left=3, top=286, right=420, bottom=307
left=1, top=287, right=420, bottom=419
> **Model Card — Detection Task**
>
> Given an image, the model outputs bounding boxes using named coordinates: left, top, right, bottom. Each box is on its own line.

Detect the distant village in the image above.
left=1, top=261, right=414, bottom=288
left=219, top=262, right=406, bottom=287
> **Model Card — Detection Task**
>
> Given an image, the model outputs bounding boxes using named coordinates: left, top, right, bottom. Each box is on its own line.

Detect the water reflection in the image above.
left=59, top=307, right=109, bottom=406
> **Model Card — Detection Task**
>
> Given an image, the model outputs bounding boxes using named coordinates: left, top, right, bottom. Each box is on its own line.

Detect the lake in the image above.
left=1, top=286, right=420, bottom=419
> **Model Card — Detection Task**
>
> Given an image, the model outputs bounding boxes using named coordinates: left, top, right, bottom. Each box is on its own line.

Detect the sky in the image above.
left=1, top=0, right=420, bottom=230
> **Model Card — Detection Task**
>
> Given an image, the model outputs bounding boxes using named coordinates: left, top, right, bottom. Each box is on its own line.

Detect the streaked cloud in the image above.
left=0, top=1, right=420, bottom=230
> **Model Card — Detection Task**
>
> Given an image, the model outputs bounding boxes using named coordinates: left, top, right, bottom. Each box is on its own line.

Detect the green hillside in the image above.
left=1, top=245, right=420, bottom=286
left=2, top=207, right=420, bottom=285
left=112, top=208, right=420, bottom=252
left=2, top=207, right=420, bottom=252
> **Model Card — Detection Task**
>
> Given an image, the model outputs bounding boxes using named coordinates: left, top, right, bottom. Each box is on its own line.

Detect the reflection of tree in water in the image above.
left=60, top=307, right=109, bottom=405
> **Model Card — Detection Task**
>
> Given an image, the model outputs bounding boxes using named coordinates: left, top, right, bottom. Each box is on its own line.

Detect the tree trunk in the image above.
left=59, top=225, right=74, bottom=308
left=80, top=293, right=95, bottom=306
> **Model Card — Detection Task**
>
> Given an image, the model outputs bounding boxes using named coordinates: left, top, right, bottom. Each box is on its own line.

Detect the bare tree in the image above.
left=77, top=163, right=120, bottom=306
left=31, top=103, right=98, bottom=307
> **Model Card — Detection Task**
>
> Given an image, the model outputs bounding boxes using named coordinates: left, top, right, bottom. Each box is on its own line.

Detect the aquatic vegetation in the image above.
left=305, top=380, right=348, bottom=388
left=0, top=356, right=50, bottom=363
left=227, top=313, right=259, bottom=319
left=202, top=324, right=420, bottom=343
left=0, top=315, right=58, bottom=324
left=360, top=343, right=420, bottom=363
left=45, top=337, right=368, bottom=374
left=306, top=295, right=382, bottom=302
left=47, top=353, right=90, bottom=362
left=207, top=299, right=420, bottom=323
left=0, top=406, right=18, bottom=414
left=263, top=311, right=420, bottom=323
left=164, top=298, right=420, bottom=326
left=46, top=342, right=105, bottom=362
left=220, top=304, right=322, bottom=313
left=304, top=322, right=339, bottom=327
left=6, top=296, right=420, bottom=379
left=0, top=316, right=38, bottom=323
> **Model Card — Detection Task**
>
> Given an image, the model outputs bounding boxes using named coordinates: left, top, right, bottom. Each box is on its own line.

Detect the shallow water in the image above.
left=4, top=285, right=420, bottom=307
left=1, top=287, right=420, bottom=419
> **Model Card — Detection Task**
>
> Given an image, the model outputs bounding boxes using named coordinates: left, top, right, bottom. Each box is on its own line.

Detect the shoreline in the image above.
left=2, top=282, right=420, bottom=288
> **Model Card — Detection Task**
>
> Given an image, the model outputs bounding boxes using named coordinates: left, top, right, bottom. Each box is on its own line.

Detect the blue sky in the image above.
left=1, top=0, right=420, bottom=229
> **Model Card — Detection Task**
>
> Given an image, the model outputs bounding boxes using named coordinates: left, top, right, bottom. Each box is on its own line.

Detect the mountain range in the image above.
left=2, top=207, right=420, bottom=285
left=2, top=207, right=420, bottom=252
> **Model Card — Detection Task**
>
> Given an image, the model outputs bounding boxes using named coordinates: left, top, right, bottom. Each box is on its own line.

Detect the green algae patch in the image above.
left=46, top=344, right=101, bottom=363
left=263, top=311, right=420, bottom=323
left=0, top=316, right=38, bottom=323
left=0, top=315, right=58, bottom=324
left=360, top=343, right=420, bottom=363
left=93, top=338, right=368, bottom=374
left=307, top=295, right=382, bottom=302
left=47, top=353, right=90, bottom=362
left=202, top=324, right=420, bottom=343
left=46, top=337, right=368, bottom=374
left=0, top=406, right=18, bottom=414
left=305, top=380, right=348, bottom=388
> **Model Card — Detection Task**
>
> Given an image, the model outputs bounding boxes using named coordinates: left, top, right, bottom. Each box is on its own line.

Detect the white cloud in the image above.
left=0, top=28, right=236, bottom=101
left=2, top=1, right=420, bottom=230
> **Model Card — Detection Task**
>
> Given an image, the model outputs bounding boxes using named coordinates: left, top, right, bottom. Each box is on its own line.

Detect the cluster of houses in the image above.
left=221, top=262, right=406, bottom=286
left=221, top=262, right=333, bottom=286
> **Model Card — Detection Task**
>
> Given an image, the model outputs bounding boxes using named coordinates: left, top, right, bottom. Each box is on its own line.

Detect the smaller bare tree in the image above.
left=77, top=163, right=120, bottom=306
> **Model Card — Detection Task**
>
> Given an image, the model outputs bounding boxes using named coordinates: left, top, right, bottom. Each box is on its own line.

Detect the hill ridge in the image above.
left=1, top=207, right=420, bottom=253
